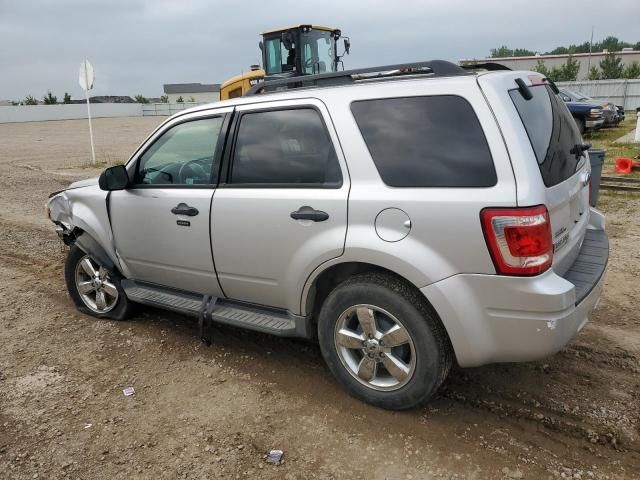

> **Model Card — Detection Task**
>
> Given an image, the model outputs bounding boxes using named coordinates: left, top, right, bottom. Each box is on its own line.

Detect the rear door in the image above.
left=479, top=73, right=591, bottom=275
left=210, top=99, right=349, bottom=313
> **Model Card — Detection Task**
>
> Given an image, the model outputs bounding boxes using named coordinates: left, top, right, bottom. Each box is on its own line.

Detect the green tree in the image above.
left=599, top=52, right=624, bottom=79
left=43, top=91, right=57, bottom=105
left=588, top=66, right=601, bottom=80
left=623, top=61, right=640, bottom=79
left=490, top=46, right=535, bottom=58
left=63, top=92, right=72, bottom=104
left=490, top=45, right=511, bottom=57
left=176, top=96, right=184, bottom=103
left=24, top=95, right=38, bottom=105
left=134, top=94, right=149, bottom=104
left=561, top=55, right=580, bottom=81
left=599, top=36, right=625, bottom=53
left=160, top=94, right=169, bottom=103
left=533, top=59, right=550, bottom=77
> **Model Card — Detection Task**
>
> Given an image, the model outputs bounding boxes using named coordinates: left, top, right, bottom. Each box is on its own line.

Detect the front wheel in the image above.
left=317, top=273, right=452, bottom=410
left=575, top=117, right=586, bottom=134
left=64, top=244, right=133, bottom=320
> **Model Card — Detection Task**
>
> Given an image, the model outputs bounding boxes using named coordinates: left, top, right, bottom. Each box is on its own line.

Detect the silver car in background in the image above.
left=47, top=61, right=608, bottom=410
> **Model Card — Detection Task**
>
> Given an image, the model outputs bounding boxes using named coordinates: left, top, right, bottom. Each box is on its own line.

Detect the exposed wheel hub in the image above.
left=364, top=338, right=382, bottom=357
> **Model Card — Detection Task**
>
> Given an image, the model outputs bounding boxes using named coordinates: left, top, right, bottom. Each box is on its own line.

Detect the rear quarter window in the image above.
left=350, top=95, right=497, bottom=188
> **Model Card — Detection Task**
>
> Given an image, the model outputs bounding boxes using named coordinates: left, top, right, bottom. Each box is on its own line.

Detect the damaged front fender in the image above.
left=48, top=184, right=122, bottom=274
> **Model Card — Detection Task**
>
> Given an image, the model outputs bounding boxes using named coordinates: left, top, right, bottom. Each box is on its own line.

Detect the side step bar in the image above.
left=121, top=280, right=312, bottom=339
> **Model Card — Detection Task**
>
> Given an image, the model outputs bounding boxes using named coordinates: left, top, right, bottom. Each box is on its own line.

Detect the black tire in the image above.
left=64, top=244, right=134, bottom=321
left=317, top=273, right=452, bottom=410
left=575, top=117, right=585, bottom=135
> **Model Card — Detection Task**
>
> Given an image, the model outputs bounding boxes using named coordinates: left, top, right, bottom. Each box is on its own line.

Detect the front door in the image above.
left=211, top=100, right=349, bottom=313
left=109, top=111, right=229, bottom=295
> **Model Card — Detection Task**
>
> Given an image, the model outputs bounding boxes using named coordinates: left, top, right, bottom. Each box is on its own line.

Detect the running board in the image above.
left=121, top=280, right=311, bottom=338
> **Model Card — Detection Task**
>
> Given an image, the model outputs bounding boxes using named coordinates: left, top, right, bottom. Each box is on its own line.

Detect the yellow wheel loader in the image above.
left=220, top=24, right=350, bottom=100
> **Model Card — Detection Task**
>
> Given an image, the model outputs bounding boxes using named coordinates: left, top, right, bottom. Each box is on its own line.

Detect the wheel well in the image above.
left=306, top=262, right=454, bottom=357
left=306, top=262, right=425, bottom=319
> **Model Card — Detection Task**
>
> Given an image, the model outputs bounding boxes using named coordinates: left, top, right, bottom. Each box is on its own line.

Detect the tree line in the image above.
left=490, top=36, right=640, bottom=58
left=533, top=54, right=640, bottom=81
left=489, top=36, right=640, bottom=81
left=13, top=93, right=196, bottom=105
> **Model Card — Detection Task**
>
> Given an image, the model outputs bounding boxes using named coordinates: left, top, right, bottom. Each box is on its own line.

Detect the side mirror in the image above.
left=98, top=164, right=129, bottom=191
left=258, top=40, right=263, bottom=52
left=344, top=38, right=351, bottom=55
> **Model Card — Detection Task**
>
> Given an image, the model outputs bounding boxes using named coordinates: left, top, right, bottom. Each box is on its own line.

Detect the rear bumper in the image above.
left=423, top=211, right=608, bottom=368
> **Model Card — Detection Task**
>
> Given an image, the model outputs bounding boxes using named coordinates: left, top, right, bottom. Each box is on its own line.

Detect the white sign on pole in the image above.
left=79, top=60, right=97, bottom=165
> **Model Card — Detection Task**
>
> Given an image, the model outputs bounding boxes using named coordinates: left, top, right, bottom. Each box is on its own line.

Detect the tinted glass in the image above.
left=351, top=96, right=496, bottom=188
left=230, top=109, right=342, bottom=187
left=137, top=117, right=223, bottom=185
left=510, top=85, right=583, bottom=187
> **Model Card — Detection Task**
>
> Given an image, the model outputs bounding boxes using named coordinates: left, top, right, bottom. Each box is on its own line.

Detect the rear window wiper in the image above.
left=570, top=143, right=591, bottom=160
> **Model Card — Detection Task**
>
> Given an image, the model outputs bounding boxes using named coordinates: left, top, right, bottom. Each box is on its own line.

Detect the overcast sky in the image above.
left=1, top=0, right=639, bottom=101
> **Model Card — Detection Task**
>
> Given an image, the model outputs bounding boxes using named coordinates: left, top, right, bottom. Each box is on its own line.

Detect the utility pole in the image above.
left=586, top=26, right=594, bottom=79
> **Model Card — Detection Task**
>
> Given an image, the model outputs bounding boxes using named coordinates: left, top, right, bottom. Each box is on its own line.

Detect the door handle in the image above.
left=171, top=203, right=199, bottom=216
left=290, top=206, right=329, bottom=222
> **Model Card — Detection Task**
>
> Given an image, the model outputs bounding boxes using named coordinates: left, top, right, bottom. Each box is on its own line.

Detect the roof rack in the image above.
left=245, top=60, right=469, bottom=96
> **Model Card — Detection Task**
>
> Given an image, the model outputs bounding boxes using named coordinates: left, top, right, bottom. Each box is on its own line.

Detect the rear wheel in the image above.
left=65, top=244, right=133, bottom=320
left=317, top=273, right=452, bottom=410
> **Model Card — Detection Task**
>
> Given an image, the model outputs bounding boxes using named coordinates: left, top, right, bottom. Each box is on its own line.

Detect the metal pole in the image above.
left=84, top=67, right=96, bottom=165
left=586, top=26, right=594, bottom=80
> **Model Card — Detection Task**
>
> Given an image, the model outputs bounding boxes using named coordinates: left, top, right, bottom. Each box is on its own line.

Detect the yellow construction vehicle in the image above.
left=220, top=24, right=350, bottom=100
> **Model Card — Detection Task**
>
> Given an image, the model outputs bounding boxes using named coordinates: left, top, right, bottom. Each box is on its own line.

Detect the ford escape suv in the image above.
left=47, top=61, right=608, bottom=410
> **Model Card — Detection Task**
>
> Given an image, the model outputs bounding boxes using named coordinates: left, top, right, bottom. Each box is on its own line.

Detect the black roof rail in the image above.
left=460, top=62, right=512, bottom=71
left=245, top=60, right=469, bottom=96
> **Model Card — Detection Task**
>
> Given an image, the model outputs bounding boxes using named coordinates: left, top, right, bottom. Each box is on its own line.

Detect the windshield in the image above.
left=300, top=29, right=336, bottom=74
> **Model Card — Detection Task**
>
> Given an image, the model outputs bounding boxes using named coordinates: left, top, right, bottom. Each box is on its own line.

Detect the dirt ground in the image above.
left=0, top=117, right=639, bottom=480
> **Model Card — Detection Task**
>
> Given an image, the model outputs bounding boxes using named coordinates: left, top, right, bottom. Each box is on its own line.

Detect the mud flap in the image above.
left=199, top=295, right=218, bottom=346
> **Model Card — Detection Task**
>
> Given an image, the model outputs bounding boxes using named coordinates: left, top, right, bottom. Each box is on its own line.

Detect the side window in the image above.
left=136, top=117, right=224, bottom=186
left=351, top=96, right=497, bottom=188
left=230, top=108, right=342, bottom=187
left=264, top=38, right=281, bottom=74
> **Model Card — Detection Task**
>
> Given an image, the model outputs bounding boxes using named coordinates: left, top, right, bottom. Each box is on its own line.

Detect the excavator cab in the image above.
left=220, top=24, right=349, bottom=100
left=261, top=25, right=346, bottom=78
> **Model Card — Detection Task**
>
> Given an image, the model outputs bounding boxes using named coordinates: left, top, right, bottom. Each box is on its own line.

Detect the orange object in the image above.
left=613, top=157, right=638, bottom=174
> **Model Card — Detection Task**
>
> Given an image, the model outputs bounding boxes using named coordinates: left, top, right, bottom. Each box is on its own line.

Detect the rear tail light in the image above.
left=480, top=205, right=553, bottom=276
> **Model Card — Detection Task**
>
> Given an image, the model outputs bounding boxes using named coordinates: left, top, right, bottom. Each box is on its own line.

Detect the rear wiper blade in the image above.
left=570, top=143, right=591, bottom=159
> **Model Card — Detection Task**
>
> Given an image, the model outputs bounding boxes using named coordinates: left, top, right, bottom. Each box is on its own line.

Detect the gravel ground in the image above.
left=0, top=117, right=639, bottom=479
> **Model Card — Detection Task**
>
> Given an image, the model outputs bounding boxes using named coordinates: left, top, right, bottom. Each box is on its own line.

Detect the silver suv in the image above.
left=47, top=61, right=609, bottom=410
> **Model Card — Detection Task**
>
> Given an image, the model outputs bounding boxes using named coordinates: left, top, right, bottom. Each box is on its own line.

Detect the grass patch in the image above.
left=583, top=116, right=640, bottom=178
left=77, top=159, right=124, bottom=169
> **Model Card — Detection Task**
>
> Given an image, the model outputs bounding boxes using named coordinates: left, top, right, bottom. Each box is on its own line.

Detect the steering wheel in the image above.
left=178, top=159, right=209, bottom=184
left=303, top=57, right=314, bottom=71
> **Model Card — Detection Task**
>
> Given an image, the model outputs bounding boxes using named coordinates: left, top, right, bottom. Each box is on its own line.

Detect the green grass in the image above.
left=583, top=116, right=640, bottom=178
left=77, top=159, right=124, bottom=169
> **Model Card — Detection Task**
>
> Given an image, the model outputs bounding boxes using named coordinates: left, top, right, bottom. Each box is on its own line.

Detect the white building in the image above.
left=460, top=50, right=640, bottom=80
left=163, top=83, right=220, bottom=103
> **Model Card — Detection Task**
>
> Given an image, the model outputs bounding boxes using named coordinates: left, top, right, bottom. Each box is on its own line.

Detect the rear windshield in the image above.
left=351, top=95, right=497, bottom=188
left=509, top=84, right=583, bottom=187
